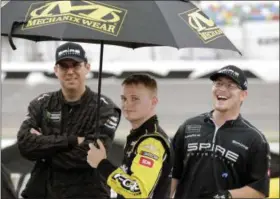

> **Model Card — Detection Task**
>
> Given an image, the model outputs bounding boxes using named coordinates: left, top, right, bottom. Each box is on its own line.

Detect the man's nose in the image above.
left=123, top=100, right=133, bottom=107
left=123, top=100, right=129, bottom=106
left=218, top=83, right=228, bottom=91
left=66, top=66, right=75, bottom=73
left=219, top=86, right=227, bottom=91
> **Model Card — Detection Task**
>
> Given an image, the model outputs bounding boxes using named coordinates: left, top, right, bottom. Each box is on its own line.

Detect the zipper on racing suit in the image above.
left=210, top=119, right=224, bottom=194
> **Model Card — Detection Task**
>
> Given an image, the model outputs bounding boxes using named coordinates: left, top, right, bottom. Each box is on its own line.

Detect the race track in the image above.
left=1, top=79, right=279, bottom=142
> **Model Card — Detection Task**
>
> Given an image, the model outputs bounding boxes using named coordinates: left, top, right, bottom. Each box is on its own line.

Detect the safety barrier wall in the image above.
left=2, top=60, right=279, bottom=82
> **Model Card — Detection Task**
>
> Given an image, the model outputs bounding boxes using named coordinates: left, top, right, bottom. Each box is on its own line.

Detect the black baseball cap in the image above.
left=210, top=65, right=248, bottom=90
left=55, top=42, right=88, bottom=64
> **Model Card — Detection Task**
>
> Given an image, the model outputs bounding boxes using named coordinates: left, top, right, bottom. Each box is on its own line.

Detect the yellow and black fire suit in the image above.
left=97, top=115, right=173, bottom=199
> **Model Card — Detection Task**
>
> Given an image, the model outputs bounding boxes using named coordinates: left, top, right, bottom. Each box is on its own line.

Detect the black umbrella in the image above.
left=1, top=0, right=241, bottom=141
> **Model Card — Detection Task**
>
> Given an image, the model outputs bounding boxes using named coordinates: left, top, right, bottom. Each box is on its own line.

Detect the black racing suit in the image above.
left=97, top=115, right=174, bottom=199
left=17, top=86, right=121, bottom=199
left=172, top=111, right=270, bottom=198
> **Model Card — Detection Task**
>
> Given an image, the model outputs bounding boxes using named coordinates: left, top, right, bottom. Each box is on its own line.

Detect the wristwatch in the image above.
left=213, top=190, right=233, bottom=199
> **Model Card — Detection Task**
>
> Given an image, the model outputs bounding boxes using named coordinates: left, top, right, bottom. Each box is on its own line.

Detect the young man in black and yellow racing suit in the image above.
left=87, top=74, right=174, bottom=199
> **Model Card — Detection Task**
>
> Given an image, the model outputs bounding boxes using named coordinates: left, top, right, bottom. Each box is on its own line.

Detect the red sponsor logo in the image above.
left=139, top=157, right=154, bottom=168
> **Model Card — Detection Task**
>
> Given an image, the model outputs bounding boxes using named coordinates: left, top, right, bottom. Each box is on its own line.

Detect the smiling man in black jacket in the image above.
left=170, top=65, right=270, bottom=199
left=17, top=42, right=121, bottom=199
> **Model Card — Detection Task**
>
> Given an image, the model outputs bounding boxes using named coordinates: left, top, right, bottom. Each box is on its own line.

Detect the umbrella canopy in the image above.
left=1, top=0, right=241, bottom=53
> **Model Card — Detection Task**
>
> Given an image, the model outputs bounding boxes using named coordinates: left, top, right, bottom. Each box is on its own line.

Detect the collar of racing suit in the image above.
left=58, top=86, right=90, bottom=105
left=129, top=115, right=158, bottom=138
left=204, top=110, right=243, bottom=127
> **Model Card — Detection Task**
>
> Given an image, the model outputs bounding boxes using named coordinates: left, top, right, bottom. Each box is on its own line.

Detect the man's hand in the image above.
left=30, top=128, right=41, bottom=135
left=86, top=139, right=107, bottom=168
left=78, top=137, right=85, bottom=145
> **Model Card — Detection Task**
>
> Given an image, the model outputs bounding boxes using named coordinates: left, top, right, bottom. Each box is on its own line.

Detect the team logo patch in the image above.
left=139, top=157, right=154, bottom=168
left=140, top=151, right=159, bottom=160
left=23, top=1, right=127, bottom=37
left=112, top=173, right=141, bottom=194
left=141, top=144, right=160, bottom=153
left=44, top=110, right=61, bottom=122
left=179, top=8, right=225, bottom=43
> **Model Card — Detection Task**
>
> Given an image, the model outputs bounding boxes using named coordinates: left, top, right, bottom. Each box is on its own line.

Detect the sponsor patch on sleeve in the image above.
left=112, top=173, right=141, bottom=194
left=104, top=116, right=119, bottom=129
left=139, top=157, right=154, bottom=168
left=139, top=151, right=159, bottom=160
left=141, top=144, right=160, bottom=153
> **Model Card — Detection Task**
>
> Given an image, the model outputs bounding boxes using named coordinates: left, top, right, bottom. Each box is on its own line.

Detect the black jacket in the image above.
left=172, top=111, right=270, bottom=198
left=1, top=164, right=17, bottom=199
left=97, top=115, right=174, bottom=199
left=17, top=86, right=121, bottom=199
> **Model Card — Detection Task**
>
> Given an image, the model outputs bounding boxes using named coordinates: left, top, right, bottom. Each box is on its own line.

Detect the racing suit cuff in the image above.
left=97, top=159, right=116, bottom=180
left=67, top=136, right=78, bottom=148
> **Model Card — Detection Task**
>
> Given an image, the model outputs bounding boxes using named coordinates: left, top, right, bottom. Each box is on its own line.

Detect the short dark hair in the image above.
left=122, top=74, right=157, bottom=94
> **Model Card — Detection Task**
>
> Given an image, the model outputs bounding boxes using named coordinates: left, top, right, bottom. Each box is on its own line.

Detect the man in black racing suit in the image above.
left=171, top=65, right=270, bottom=199
left=17, top=42, right=121, bottom=199
left=87, top=74, right=174, bottom=199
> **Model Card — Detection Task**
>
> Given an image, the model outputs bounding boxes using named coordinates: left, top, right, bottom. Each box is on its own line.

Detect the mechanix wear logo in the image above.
left=22, top=1, right=127, bottom=36
left=179, top=8, right=225, bottom=43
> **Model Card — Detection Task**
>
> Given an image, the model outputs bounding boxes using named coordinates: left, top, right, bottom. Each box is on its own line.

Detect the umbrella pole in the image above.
left=94, top=41, right=104, bottom=146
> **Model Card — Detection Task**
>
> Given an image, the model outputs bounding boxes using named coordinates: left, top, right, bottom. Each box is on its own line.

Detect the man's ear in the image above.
left=85, top=63, right=91, bottom=72
left=241, top=90, right=248, bottom=102
left=54, top=65, right=59, bottom=78
left=152, top=96, right=158, bottom=107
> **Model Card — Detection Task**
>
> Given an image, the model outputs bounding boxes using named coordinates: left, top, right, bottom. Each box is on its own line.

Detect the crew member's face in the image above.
left=54, top=59, right=90, bottom=91
left=121, top=84, right=158, bottom=123
left=212, top=76, right=247, bottom=112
